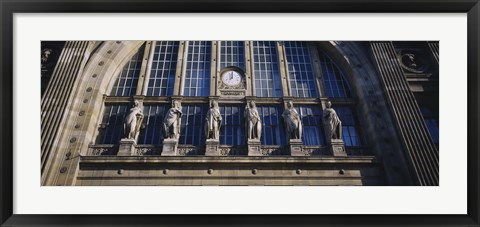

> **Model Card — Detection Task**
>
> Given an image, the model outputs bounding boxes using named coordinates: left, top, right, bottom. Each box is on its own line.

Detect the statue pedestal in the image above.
left=205, top=139, right=220, bottom=156
left=247, top=139, right=262, bottom=156
left=161, top=138, right=178, bottom=156
left=118, top=138, right=136, bottom=156
left=331, top=139, right=347, bottom=157
left=289, top=139, right=304, bottom=156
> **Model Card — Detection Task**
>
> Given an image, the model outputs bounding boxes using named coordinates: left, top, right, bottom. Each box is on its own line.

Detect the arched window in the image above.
left=318, top=50, right=362, bottom=147
left=110, top=44, right=145, bottom=96
left=336, top=107, right=362, bottom=146
left=95, top=41, right=366, bottom=153
left=319, top=51, right=352, bottom=98
left=98, top=45, right=146, bottom=144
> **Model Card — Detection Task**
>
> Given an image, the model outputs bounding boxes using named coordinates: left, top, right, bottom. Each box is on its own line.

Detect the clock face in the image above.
left=222, top=70, right=242, bottom=86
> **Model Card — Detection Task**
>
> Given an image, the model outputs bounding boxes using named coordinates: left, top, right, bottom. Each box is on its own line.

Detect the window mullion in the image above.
left=136, top=41, right=154, bottom=96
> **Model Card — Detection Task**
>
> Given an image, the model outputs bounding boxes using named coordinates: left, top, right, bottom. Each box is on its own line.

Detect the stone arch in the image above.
left=314, top=41, right=414, bottom=185
left=45, top=41, right=145, bottom=186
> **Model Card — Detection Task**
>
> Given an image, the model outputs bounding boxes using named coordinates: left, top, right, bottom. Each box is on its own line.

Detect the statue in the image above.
left=123, top=100, right=144, bottom=140
left=163, top=100, right=183, bottom=139
left=41, top=48, right=53, bottom=68
left=244, top=100, right=262, bottom=140
left=282, top=101, right=302, bottom=140
left=403, top=53, right=418, bottom=69
left=205, top=100, right=222, bottom=140
left=323, top=101, right=342, bottom=141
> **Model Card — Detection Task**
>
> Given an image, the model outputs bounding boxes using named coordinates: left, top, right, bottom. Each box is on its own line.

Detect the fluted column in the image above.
left=370, top=41, right=439, bottom=186
left=428, top=42, right=439, bottom=63
left=40, top=41, right=91, bottom=175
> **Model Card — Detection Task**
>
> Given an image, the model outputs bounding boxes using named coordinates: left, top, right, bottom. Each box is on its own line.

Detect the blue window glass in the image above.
left=335, top=107, right=361, bottom=146
left=284, top=41, right=319, bottom=98
left=98, top=105, right=128, bottom=144
left=252, top=41, right=283, bottom=97
left=319, top=52, right=351, bottom=98
left=184, top=41, right=211, bottom=96
left=110, top=44, right=144, bottom=96
left=257, top=106, right=286, bottom=145
left=420, top=107, right=439, bottom=144
left=220, top=105, right=245, bottom=146
left=147, top=41, right=179, bottom=96
left=137, top=105, right=167, bottom=145
left=220, top=41, right=245, bottom=70
left=179, top=105, right=206, bottom=146
left=296, top=105, right=324, bottom=146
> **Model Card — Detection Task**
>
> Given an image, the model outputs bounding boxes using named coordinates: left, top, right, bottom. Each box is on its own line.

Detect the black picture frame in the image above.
left=1, top=0, right=479, bottom=226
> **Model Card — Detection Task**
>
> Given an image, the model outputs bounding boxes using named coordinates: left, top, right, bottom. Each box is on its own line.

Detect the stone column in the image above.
left=137, top=41, right=154, bottom=96
left=41, top=41, right=93, bottom=176
left=277, top=41, right=291, bottom=96
left=370, top=41, right=439, bottom=186
left=211, top=41, right=219, bottom=96
left=174, top=41, right=187, bottom=96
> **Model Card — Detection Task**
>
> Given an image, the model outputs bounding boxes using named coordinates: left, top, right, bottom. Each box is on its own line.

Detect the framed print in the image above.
left=1, top=0, right=479, bottom=226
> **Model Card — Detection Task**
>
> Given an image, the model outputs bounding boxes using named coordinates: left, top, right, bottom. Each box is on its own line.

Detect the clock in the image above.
left=218, top=67, right=246, bottom=97
left=221, top=70, right=242, bottom=87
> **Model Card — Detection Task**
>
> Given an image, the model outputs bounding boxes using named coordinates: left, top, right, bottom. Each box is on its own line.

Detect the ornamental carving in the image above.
left=398, top=50, right=429, bottom=74
left=260, top=146, right=288, bottom=156
left=88, top=145, right=115, bottom=156
left=136, top=146, right=162, bottom=156
left=302, top=147, right=325, bottom=156
left=219, top=146, right=247, bottom=156
left=178, top=146, right=204, bottom=156
left=218, top=66, right=247, bottom=96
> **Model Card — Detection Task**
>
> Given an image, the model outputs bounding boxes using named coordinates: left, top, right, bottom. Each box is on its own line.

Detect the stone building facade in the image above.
left=40, top=41, right=439, bottom=186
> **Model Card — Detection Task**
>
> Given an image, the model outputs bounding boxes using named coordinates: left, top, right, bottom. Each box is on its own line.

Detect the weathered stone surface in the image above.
left=76, top=156, right=385, bottom=186
left=289, top=139, right=304, bottom=156
left=161, top=138, right=178, bottom=156
left=247, top=139, right=262, bottom=156
left=205, top=139, right=220, bottom=156
left=117, top=139, right=136, bottom=156
left=331, top=139, right=347, bottom=157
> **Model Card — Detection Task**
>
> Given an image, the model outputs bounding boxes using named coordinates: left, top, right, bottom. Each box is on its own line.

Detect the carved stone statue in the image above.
left=244, top=100, right=262, bottom=140
left=404, top=53, right=417, bottom=69
left=123, top=100, right=144, bottom=140
left=41, top=48, right=53, bottom=68
left=163, top=100, right=183, bottom=139
left=205, top=100, right=222, bottom=140
left=323, top=101, right=342, bottom=141
left=282, top=101, right=302, bottom=140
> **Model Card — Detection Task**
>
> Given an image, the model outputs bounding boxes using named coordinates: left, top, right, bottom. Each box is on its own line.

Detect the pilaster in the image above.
left=370, top=41, right=439, bottom=186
